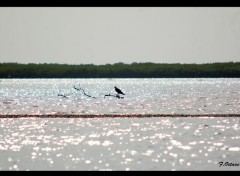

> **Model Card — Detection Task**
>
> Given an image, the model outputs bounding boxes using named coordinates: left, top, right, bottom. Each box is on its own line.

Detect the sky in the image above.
left=0, top=7, right=240, bottom=65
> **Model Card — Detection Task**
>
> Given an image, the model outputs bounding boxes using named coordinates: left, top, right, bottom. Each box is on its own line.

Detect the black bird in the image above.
left=114, top=86, right=125, bottom=95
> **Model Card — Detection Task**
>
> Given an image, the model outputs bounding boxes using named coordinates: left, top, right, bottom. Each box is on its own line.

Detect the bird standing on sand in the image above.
left=114, top=86, right=125, bottom=95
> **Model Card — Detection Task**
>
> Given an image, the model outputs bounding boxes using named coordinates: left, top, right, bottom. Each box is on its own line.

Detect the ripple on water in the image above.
left=1, top=78, right=240, bottom=115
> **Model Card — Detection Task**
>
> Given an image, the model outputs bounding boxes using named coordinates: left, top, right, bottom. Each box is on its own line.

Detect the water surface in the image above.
left=1, top=78, right=240, bottom=171
left=0, top=117, right=240, bottom=170
left=1, top=78, right=240, bottom=115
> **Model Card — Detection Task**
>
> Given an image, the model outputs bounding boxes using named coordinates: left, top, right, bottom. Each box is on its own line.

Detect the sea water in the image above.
left=0, top=78, right=240, bottom=170
left=0, top=78, right=240, bottom=115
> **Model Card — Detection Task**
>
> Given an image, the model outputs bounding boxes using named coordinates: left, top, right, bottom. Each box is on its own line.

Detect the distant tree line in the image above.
left=0, top=62, right=240, bottom=78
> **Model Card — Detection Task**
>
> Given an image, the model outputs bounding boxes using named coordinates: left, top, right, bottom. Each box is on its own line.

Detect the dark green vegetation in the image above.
left=0, top=62, right=240, bottom=78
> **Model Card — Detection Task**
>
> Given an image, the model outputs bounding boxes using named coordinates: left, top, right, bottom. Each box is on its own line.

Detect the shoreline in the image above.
left=1, top=113, right=240, bottom=118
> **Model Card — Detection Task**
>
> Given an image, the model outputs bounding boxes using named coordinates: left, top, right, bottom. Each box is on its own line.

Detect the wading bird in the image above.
left=114, top=86, right=125, bottom=95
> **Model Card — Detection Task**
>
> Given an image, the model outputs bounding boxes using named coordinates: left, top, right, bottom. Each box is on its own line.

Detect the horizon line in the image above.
left=0, top=61, right=239, bottom=66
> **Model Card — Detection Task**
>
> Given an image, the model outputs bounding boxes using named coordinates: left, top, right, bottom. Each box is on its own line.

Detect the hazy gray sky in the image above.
left=0, top=7, right=240, bottom=65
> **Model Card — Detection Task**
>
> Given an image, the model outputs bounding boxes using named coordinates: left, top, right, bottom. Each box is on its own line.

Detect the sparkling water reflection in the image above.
left=1, top=78, right=240, bottom=170
left=0, top=78, right=240, bottom=115
left=0, top=117, right=240, bottom=170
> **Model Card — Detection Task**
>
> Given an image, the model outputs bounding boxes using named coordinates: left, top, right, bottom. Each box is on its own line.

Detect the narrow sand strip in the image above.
left=1, top=114, right=240, bottom=118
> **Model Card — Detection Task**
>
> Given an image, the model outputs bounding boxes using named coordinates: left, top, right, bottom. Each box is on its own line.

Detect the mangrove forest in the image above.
left=0, top=62, right=240, bottom=78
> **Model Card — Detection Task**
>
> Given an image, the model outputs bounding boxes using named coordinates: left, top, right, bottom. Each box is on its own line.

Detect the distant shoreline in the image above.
left=1, top=62, right=240, bottom=78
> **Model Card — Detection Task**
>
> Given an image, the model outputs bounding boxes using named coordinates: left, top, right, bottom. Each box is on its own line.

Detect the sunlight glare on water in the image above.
left=1, top=78, right=240, bottom=170
left=0, top=117, right=240, bottom=170
left=0, top=78, right=240, bottom=115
